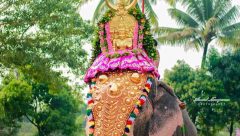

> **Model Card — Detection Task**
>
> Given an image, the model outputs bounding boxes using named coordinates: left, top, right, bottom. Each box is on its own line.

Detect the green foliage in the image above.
left=164, top=49, right=240, bottom=136
left=207, top=48, right=240, bottom=136
left=208, top=49, right=240, bottom=101
left=0, top=77, right=32, bottom=136
left=0, top=79, right=32, bottom=119
left=1, top=0, right=91, bottom=135
left=0, top=75, right=85, bottom=136
left=164, top=61, right=225, bottom=136
left=0, top=0, right=93, bottom=88
left=156, top=0, right=240, bottom=67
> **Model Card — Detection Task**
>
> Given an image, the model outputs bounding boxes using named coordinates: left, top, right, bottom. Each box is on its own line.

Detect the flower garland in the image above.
left=86, top=81, right=96, bottom=136
left=123, top=77, right=153, bottom=135
left=138, top=22, right=144, bottom=48
left=99, top=23, right=107, bottom=53
left=105, top=22, right=114, bottom=52
left=103, top=48, right=143, bottom=58
left=90, top=8, right=157, bottom=64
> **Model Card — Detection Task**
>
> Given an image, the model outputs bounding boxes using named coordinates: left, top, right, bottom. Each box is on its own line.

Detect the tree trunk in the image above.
left=191, top=111, right=197, bottom=125
left=229, top=120, right=234, bottom=136
left=37, top=127, right=45, bottom=136
left=201, top=42, right=209, bottom=68
left=192, top=115, right=197, bottom=125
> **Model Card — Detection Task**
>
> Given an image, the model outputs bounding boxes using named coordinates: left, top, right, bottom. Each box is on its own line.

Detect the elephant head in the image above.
left=133, top=81, right=197, bottom=136
left=86, top=76, right=197, bottom=136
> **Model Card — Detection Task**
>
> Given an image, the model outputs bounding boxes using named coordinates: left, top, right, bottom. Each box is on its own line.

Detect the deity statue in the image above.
left=107, top=0, right=137, bottom=51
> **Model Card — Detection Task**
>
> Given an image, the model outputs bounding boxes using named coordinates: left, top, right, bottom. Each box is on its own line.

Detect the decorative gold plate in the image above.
left=91, top=71, right=148, bottom=136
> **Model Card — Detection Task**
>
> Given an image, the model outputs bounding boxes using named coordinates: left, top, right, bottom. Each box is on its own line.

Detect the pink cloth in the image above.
left=84, top=22, right=160, bottom=83
left=84, top=51, right=160, bottom=82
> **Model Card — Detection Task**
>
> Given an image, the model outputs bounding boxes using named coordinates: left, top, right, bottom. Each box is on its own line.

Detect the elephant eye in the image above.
left=99, top=74, right=108, bottom=83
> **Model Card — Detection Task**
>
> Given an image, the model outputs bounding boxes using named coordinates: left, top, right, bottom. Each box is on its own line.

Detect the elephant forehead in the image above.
left=91, top=71, right=150, bottom=136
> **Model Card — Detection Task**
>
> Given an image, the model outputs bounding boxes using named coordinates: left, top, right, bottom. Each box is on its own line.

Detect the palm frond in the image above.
left=153, top=27, right=203, bottom=50
left=144, top=0, right=159, bottom=28
left=218, top=22, right=240, bottom=47
left=217, top=36, right=240, bottom=48
left=213, top=0, right=231, bottom=18
left=148, top=0, right=157, bottom=5
left=185, top=37, right=202, bottom=51
left=153, top=27, right=183, bottom=36
left=222, top=22, right=240, bottom=33
left=157, top=27, right=197, bottom=45
left=168, top=8, right=199, bottom=27
left=181, top=0, right=204, bottom=23
left=157, top=35, right=201, bottom=52
left=217, top=6, right=240, bottom=28
left=164, top=0, right=177, bottom=7
left=202, top=0, right=213, bottom=20
left=92, top=0, right=106, bottom=23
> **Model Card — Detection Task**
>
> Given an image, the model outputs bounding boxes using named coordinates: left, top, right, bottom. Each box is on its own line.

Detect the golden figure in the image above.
left=106, top=0, right=138, bottom=51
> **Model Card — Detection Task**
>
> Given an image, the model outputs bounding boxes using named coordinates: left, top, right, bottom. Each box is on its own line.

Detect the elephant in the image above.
left=84, top=0, right=197, bottom=135
left=133, top=80, right=197, bottom=136
left=85, top=79, right=197, bottom=136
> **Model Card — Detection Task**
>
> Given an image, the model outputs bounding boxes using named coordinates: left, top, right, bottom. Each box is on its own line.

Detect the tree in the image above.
left=155, top=0, right=240, bottom=67
left=28, top=83, right=81, bottom=136
left=207, top=48, right=240, bottom=136
left=164, top=60, right=198, bottom=122
left=0, top=76, right=31, bottom=136
left=164, top=60, right=226, bottom=136
left=1, top=1, right=92, bottom=135
left=0, top=73, right=85, bottom=136
left=0, top=0, right=93, bottom=88
left=164, top=48, right=240, bottom=136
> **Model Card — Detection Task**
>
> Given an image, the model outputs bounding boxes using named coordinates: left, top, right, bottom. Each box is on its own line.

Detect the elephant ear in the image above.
left=148, top=81, right=183, bottom=136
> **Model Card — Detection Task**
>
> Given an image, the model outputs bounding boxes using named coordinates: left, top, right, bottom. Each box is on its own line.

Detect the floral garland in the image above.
left=123, top=77, right=153, bottom=135
left=86, top=81, right=96, bottom=136
left=104, top=48, right=143, bottom=58
left=90, top=8, right=157, bottom=64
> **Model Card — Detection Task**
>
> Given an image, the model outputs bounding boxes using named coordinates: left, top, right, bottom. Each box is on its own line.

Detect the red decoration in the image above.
left=127, top=120, right=133, bottom=125
left=88, top=100, right=94, bottom=105
left=145, top=83, right=151, bottom=89
left=140, top=99, right=145, bottom=105
left=142, top=0, right=145, bottom=13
